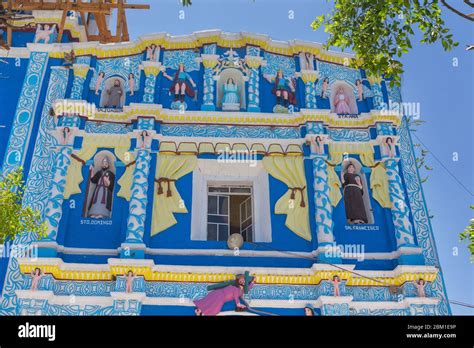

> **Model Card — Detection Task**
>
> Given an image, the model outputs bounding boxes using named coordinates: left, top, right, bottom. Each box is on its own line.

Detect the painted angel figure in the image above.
left=146, top=44, right=159, bottom=62
left=30, top=268, right=44, bottom=291
left=382, top=137, right=396, bottom=158
left=332, top=275, right=341, bottom=297
left=137, top=130, right=152, bottom=149
left=124, top=270, right=137, bottom=293
left=95, top=71, right=105, bottom=95
left=315, top=77, right=330, bottom=99
left=128, top=73, right=135, bottom=96
left=413, top=279, right=426, bottom=298
left=34, top=24, right=57, bottom=44
left=355, top=78, right=373, bottom=101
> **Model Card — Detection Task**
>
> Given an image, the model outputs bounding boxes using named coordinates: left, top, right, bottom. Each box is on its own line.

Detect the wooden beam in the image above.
left=56, top=0, right=69, bottom=43
left=5, top=1, right=149, bottom=12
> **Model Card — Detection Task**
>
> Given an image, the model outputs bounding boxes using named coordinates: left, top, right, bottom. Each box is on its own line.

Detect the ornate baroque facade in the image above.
left=0, top=14, right=450, bottom=316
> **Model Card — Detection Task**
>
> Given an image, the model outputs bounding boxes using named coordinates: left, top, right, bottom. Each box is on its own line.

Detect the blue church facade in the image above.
left=0, top=16, right=450, bottom=316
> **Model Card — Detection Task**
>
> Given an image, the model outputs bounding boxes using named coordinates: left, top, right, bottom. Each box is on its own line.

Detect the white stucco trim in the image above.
left=190, top=159, right=272, bottom=242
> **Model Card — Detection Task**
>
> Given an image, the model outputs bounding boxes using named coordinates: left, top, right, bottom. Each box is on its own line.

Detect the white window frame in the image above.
left=191, top=159, right=272, bottom=242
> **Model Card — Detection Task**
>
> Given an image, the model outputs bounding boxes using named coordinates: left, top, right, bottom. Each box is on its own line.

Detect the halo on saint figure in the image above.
left=92, top=150, right=116, bottom=174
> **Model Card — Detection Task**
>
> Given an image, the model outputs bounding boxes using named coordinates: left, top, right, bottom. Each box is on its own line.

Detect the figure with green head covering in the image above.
left=194, top=272, right=256, bottom=316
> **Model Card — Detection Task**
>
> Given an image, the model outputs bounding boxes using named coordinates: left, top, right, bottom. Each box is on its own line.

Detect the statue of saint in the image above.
left=341, top=162, right=368, bottom=224
left=264, top=70, right=296, bottom=108
left=193, top=273, right=256, bottom=316
left=304, top=304, right=315, bottom=316
left=334, top=87, right=351, bottom=114
left=163, top=63, right=197, bottom=103
left=128, top=73, right=135, bottom=96
left=222, top=77, right=240, bottom=110
left=104, top=79, right=124, bottom=108
left=87, top=156, right=115, bottom=219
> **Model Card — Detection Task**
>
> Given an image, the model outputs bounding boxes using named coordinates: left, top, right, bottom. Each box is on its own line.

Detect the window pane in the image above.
left=209, top=187, right=230, bottom=193
left=208, top=214, right=228, bottom=224
left=207, top=223, right=217, bottom=240
left=219, top=196, right=228, bottom=215
left=230, top=187, right=251, bottom=194
left=218, top=224, right=229, bottom=241
left=240, top=203, right=246, bottom=220
left=208, top=195, right=217, bottom=214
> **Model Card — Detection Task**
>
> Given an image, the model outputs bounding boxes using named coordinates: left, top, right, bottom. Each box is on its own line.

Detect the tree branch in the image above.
left=441, top=0, right=474, bottom=21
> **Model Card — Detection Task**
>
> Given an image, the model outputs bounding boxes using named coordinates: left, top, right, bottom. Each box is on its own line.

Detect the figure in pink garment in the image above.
left=334, top=87, right=351, bottom=114
left=30, top=268, right=44, bottom=291
left=332, top=275, right=341, bottom=297
left=95, top=72, right=105, bottom=95
left=124, top=270, right=137, bottom=293
left=413, top=278, right=426, bottom=298
left=128, top=73, right=135, bottom=96
left=194, top=273, right=256, bottom=316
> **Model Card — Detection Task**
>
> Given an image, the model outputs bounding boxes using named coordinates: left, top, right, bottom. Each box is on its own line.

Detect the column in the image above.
left=312, top=154, right=342, bottom=264
left=38, top=144, right=74, bottom=256
left=23, top=66, right=70, bottom=216
left=70, top=62, right=90, bottom=100
left=300, top=70, right=319, bottom=109
left=200, top=54, right=219, bottom=111
left=121, top=119, right=154, bottom=259
left=245, top=55, right=264, bottom=112
left=2, top=51, right=49, bottom=175
left=367, top=75, right=385, bottom=110
left=142, top=61, right=162, bottom=104
left=385, top=158, right=424, bottom=265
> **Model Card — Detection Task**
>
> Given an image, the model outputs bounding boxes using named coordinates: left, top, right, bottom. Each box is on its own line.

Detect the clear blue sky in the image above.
left=126, top=0, right=473, bottom=314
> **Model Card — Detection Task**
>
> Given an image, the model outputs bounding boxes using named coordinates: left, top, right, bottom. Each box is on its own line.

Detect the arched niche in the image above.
left=216, top=68, right=246, bottom=111
left=100, top=76, right=126, bottom=108
left=83, top=150, right=117, bottom=219
left=341, top=158, right=375, bottom=224
left=330, top=80, right=358, bottom=114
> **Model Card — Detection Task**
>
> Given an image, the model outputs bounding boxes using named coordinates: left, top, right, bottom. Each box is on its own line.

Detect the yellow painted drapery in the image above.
left=63, top=135, right=135, bottom=200
left=327, top=142, right=391, bottom=209
left=262, top=155, right=311, bottom=241
left=151, top=153, right=197, bottom=236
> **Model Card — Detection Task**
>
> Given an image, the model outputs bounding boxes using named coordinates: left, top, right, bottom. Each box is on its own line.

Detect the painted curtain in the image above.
left=262, top=155, right=311, bottom=241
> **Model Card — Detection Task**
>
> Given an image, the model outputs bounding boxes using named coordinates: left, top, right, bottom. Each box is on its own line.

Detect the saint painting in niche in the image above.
left=333, top=87, right=352, bottom=114
left=341, top=162, right=368, bottom=224
left=103, top=79, right=124, bottom=108
left=85, top=153, right=116, bottom=219
left=222, top=77, right=240, bottom=110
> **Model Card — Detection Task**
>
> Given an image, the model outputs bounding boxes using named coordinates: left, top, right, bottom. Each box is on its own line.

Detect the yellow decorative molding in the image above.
left=300, top=70, right=320, bottom=84
left=143, top=66, right=161, bottom=77
left=72, top=64, right=90, bottom=79
left=201, top=54, right=219, bottom=69
left=25, top=24, right=357, bottom=65
left=245, top=55, right=264, bottom=69
left=52, top=101, right=402, bottom=128
left=367, top=75, right=383, bottom=85
left=19, top=263, right=438, bottom=286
